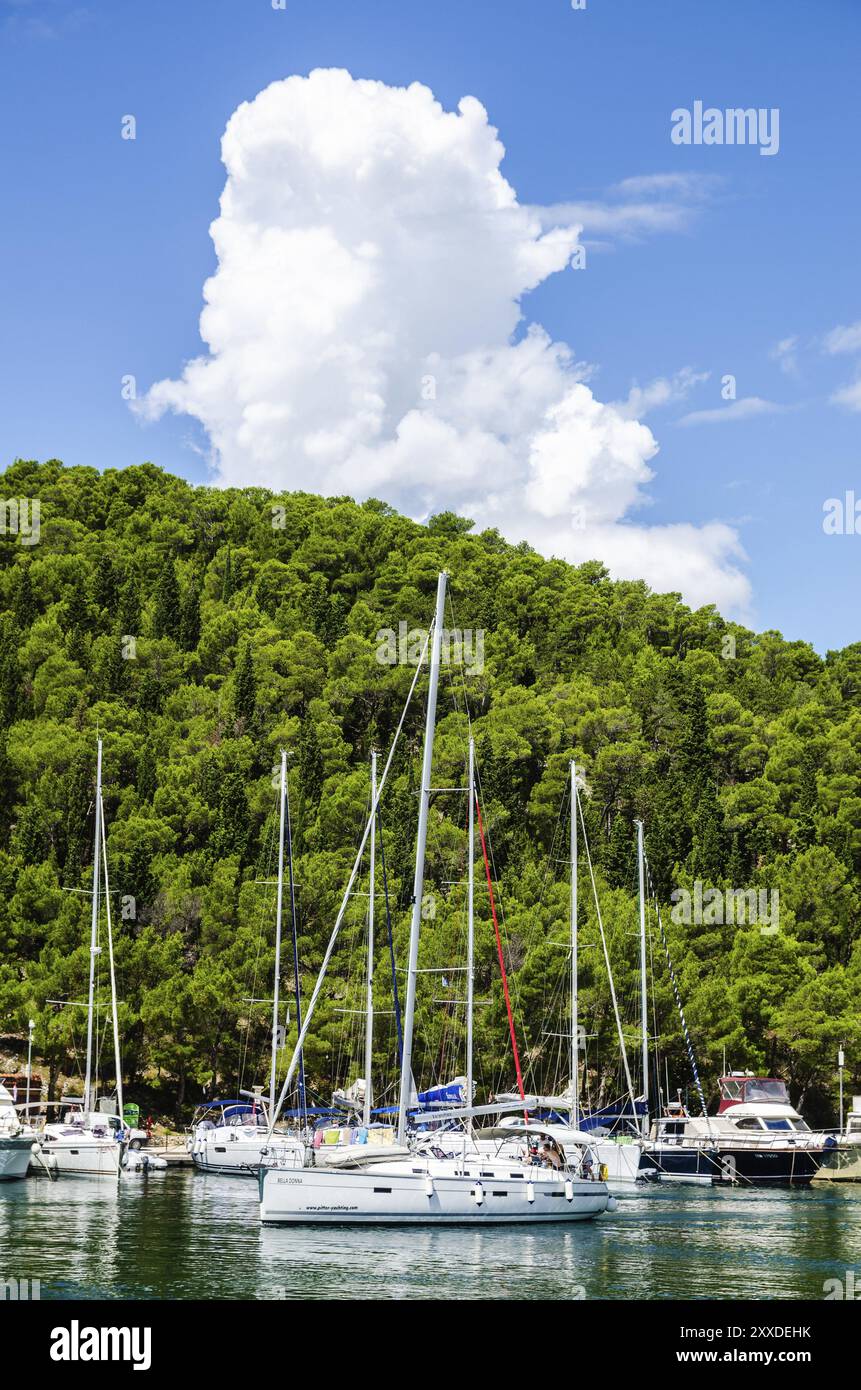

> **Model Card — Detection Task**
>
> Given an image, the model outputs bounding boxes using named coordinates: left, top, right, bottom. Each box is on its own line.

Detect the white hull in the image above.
left=192, top=1140, right=265, bottom=1176
left=191, top=1128, right=304, bottom=1176
left=593, top=1140, right=643, bottom=1187
left=260, top=1158, right=610, bottom=1225
left=38, top=1136, right=121, bottom=1179
left=0, top=1136, right=34, bottom=1180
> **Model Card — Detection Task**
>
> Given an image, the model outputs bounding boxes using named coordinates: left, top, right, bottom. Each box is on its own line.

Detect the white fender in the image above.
left=425, top=1175, right=434, bottom=1198
left=526, top=1180, right=535, bottom=1204
left=472, top=1181, right=484, bottom=1206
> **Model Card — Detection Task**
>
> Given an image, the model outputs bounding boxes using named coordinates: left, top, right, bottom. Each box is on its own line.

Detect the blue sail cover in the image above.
left=417, top=1080, right=467, bottom=1108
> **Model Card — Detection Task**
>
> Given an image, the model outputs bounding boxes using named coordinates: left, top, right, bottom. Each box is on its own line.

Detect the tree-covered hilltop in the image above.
left=1, top=457, right=859, bottom=1123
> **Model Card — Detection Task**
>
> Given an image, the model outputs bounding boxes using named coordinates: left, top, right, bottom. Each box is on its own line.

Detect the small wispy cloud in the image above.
left=1, top=0, right=92, bottom=41
left=533, top=171, right=723, bottom=244
left=830, top=378, right=861, bottom=412
left=770, top=335, right=799, bottom=376
left=677, top=397, right=787, bottom=427
left=820, top=319, right=861, bottom=408
left=613, top=367, right=710, bottom=420
left=822, top=320, right=861, bottom=355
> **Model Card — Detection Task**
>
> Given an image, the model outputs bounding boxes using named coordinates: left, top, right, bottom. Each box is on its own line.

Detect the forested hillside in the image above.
left=1, top=458, right=859, bottom=1123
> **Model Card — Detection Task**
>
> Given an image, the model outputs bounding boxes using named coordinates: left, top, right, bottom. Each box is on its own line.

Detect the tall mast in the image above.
left=83, top=737, right=103, bottom=1116
left=466, top=736, right=475, bottom=1119
left=269, top=749, right=287, bottom=1116
left=285, top=762, right=305, bottom=1119
left=362, top=750, right=377, bottom=1128
left=570, top=761, right=579, bottom=1128
left=636, top=818, right=649, bottom=1135
left=397, top=571, right=447, bottom=1144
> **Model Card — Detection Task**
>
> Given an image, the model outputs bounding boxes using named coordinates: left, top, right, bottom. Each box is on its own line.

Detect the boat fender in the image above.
left=526, top=1180, right=535, bottom=1204
left=599, top=1163, right=609, bottom=1183
left=425, top=1175, right=434, bottom=1198
left=472, top=1181, right=484, bottom=1206
left=185, top=1136, right=193, bottom=1153
left=565, top=1179, right=574, bottom=1201
left=606, top=1196, right=618, bottom=1212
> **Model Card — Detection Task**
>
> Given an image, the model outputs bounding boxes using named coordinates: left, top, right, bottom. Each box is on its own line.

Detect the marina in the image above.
left=2, top=1169, right=860, bottom=1301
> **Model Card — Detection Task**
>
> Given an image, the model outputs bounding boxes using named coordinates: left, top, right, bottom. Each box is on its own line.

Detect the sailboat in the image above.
left=189, top=749, right=305, bottom=1175
left=259, top=573, right=613, bottom=1224
left=37, top=739, right=127, bottom=1178
left=485, top=766, right=645, bottom=1187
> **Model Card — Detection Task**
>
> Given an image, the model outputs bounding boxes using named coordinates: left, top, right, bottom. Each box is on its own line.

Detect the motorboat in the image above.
left=0, top=1083, right=37, bottom=1181
left=641, top=1076, right=837, bottom=1185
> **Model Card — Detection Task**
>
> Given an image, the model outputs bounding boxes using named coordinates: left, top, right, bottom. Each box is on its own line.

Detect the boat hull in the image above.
left=191, top=1131, right=304, bottom=1176
left=260, top=1164, right=610, bottom=1225
left=37, top=1137, right=121, bottom=1178
left=641, top=1143, right=825, bottom=1185
left=640, top=1146, right=722, bottom=1184
left=191, top=1144, right=262, bottom=1177
left=0, top=1135, right=34, bottom=1180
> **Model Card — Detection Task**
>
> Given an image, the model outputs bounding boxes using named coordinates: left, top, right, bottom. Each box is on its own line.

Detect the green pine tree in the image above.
left=153, top=557, right=181, bottom=639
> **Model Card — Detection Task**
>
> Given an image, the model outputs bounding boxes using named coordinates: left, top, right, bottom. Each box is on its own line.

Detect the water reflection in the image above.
left=1, top=1172, right=859, bottom=1300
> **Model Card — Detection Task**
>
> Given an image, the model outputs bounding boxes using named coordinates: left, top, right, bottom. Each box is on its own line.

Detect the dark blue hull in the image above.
left=641, top=1144, right=824, bottom=1185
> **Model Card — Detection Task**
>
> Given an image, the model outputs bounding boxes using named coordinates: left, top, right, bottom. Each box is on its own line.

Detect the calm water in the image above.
left=2, top=1172, right=859, bottom=1300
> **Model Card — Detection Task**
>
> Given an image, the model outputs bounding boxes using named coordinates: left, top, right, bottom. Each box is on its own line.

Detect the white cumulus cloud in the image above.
left=139, top=68, right=751, bottom=617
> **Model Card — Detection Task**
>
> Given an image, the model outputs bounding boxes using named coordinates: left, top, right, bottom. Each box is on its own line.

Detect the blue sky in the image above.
left=1, top=0, right=859, bottom=650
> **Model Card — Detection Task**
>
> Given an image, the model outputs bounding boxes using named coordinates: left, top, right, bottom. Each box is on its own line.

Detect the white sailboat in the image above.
left=190, top=749, right=305, bottom=1175
left=485, top=765, right=645, bottom=1187
left=259, top=572, right=613, bottom=1225
left=37, top=738, right=126, bottom=1179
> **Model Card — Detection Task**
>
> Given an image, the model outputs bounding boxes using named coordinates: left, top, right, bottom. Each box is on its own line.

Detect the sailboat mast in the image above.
left=466, top=736, right=475, bottom=1118
left=363, top=751, right=377, bottom=1129
left=270, top=749, right=287, bottom=1116
left=83, top=737, right=103, bottom=1116
left=397, top=571, right=447, bottom=1144
left=570, top=760, right=579, bottom=1128
left=636, top=818, right=649, bottom=1135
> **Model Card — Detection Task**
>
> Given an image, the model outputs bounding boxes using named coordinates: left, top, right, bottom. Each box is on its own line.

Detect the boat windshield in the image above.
left=745, top=1080, right=789, bottom=1103
left=764, top=1119, right=792, bottom=1130
left=227, top=1110, right=266, bottom=1128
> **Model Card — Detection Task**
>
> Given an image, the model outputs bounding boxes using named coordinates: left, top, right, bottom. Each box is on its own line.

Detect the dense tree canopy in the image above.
left=1, top=458, right=858, bottom=1124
